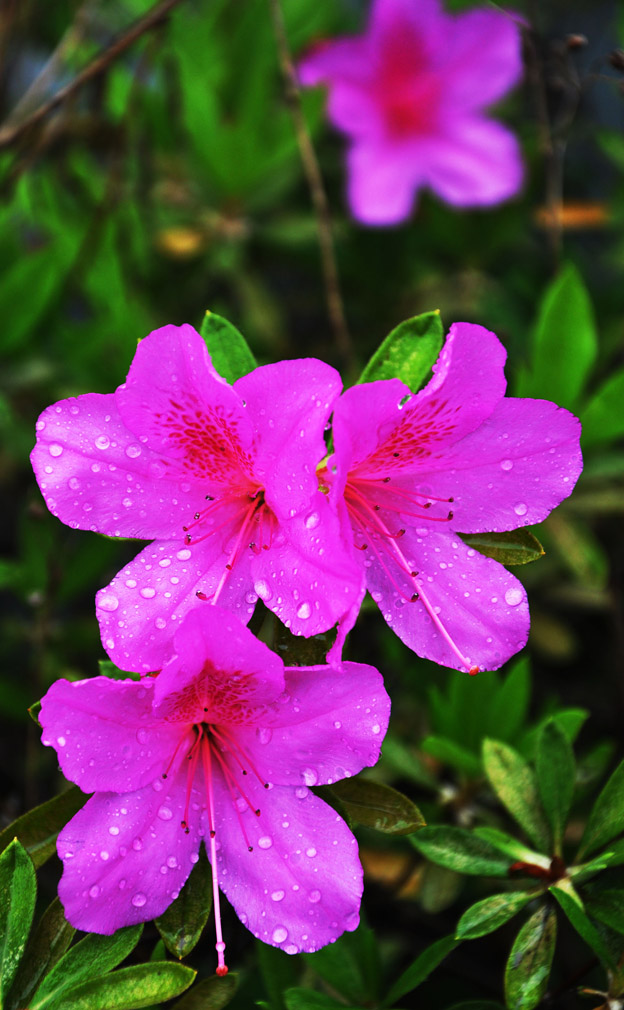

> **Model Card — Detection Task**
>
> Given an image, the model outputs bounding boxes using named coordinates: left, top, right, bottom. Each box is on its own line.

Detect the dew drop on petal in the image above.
left=296, top=602, right=311, bottom=620
left=99, top=593, right=119, bottom=612
left=309, top=889, right=321, bottom=903
left=132, top=892, right=147, bottom=907
left=140, top=587, right=156, bottom=599
left=306, top=847, right=317, bottom=858
left=272, top=926, right=288, bottom=944
left=254, top=580, right=273, bottom=602
left=57, top=736, right=66, bottom=747
left=49, top=443, right=63, bottom=457
left=514, top=502, right=528, bottom=516
left=125, top=444, right=142, bottom=459
left=258, top=836, right=273, bottom=849
left=155, top=617, right=167, bottom=629
left=158, top=806, right=173, bottom=821
left=302, top=767, right=318, bottom=786
left=256, top=727, right=272, bottom=745
left=109, top=825, right=120, bottom=835
left=89, top=885, right=100, bottom=898
left=295, top=786, right=309, bottom=799
left=176, top=549, right=191, bottom=561
left=136, top=729, right=148, bottom=744
left=500, top=459, right=513, bottom=471
left=504, top=588, right=524, bottom=607
left=100, top=850, right=109, bottom=861
left=305, top=512, right=320, bottom=530
left=271, top=890, right=285, bottom=902
left=95, top=435, right=110, bottom=450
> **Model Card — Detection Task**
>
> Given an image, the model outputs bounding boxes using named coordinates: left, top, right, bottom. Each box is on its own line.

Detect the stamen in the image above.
left=201, top=737, right=228, bottom=977
left=162, top=728, right=194, bottom=780
left=211, top=725, right=270, bottom=790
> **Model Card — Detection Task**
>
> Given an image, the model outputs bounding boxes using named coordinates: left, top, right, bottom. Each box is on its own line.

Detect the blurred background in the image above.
left=1, top=1, right=624, bottom=1006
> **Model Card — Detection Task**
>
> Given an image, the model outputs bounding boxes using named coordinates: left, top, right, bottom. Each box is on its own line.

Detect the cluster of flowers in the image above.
left=32, top=319, right=581, bottom=972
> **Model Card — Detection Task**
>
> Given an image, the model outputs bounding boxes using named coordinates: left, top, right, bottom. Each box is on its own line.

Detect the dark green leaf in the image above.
left=31, top=924, right=143, bottom=1009
left=256, top=941, right=298, bottom=1010
left=504, top=905, right=556, bottom=1010
left=28, top=700, right=42, bottom=726
left=172, top=972, right=239, bottom=1010
left=474, top=828, right=550, bottom=868
left=459, top=530, right=544, bottom=566
left=536, top=719, right=575, bottom=853
left=321, top=778, right=425, bottom=835
left=448, top=1003, right=505, bottom=1010
left=411, top=826, right=512, bottom=876
left=0, top=839, right=37, bottom=1005
left=98, top=660, right=141, bottom=682
left=6, top=898, right=75, bottom=1010
left=380, top=735, right=438, bottom=789
left=199, top=310, right=257, bottom=384
left=155, top=847, right=213, bottom=958
left=420, top=735, right=482, bottom=777
left=357, top=311, right=444, bottom=391
left=38, top=962, right=196, bottom=1010
left=0, top=787, right=87, bottom=870
left=482, top=740, right=551, bottom=852
left=456, top=891, right=535, bottom=940
left=383, top=935, right=457, bottom=1007
left=284, top=991, right=361, bottom=1010
left=303, top=923, right=380, bottom=1006
left=485, top=659, right=530, bottom=744
left=518, top=262, right=597, bottom=410
left=520, top=708, right=588, bottom=760
left=581, top=367, right=624, bottom=447
left=578, top=759, right=624, bottom=859
left=419, top=863, right=463, bottom=914
left=550, top=881, right=615, bottom=968
left=585, top=889, right=624, bottom=935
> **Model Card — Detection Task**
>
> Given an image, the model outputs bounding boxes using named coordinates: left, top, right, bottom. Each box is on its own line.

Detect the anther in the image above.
left=205, top=495, right=214, bottom=501
left=248, top=846, right=253, bottom=852
left=225, top=563, right=232, bottom=570
left=255, top=808, right=261, bottom=816
left=356, top=543, right=368, bottom=550
left=449, top=497, right=454, bottom=503
left=383, top=477, right=391, bottom=483
left=393, top=452, right=400, bottom=457
left=162, top=773, right=167, bottom=779
left=216, top=966, right=229, bottom=977
left=469, top=666, right=479, bottom=677
left=448, top=511, right=454, bottom=520
left=194, top=512, right=200, bottom=520
left=411, top=593, right=419, bottom=601
left=210, top=829, right=216, bottom=838
left=185, top=534, right=192, bottom=544
left=181, top=820, right=190, bottom=834
left=196, top=591, right=208, bottom=601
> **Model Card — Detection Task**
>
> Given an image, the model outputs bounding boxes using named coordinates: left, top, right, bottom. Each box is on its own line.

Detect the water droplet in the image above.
left=271, top=890, right=285, bottom=902
left=109, top=825, right=120, bottom=835
left=504, top=587, right=523, bottom=607
left=68, top=477, right=80, bottom=490
left=132, top=892, right=147, bottom=907
left=167, top=855, right=178, bottom=868
left=306, top=847, right=317, bottom=858
left=49, top=443, right=63, bottom=457
left=514, top=502, right=528, bottom=516
left=372, top=723, right=381, bottom=735
left=99, top=593, right=119, bottom=612
left=302, top=767, right=318, bottom=786
left=295, top=786, right=309, bottom=799
left=500, top=459, right=513, bottom=471
left=36, top=419, right=46, bottom=431
left=100, top=850, right=109, bottom=860
left=305, top=512, right=320, bottom=530
left=333, top=720, right=341, bottom=729
left=95, top=435, right=110, bottom=450
left=89, top=885, right=100, bottom=898
left=176, top=549, right=191, bottom=561
left=140, top=587, right=156, bottom=599
left=309, top=889, right=321, bottom=903
left=155, top=617, right=167, bottom=629
left=125, top=444, right=142, bottom=459
left=158, top=806, right=173, bottom=821
left=272, top=926, right=288, bottom=943
left=57, top=736, right=66, bottom=747
left=118, top=879, right=127, bottom=889
left=132, top=837, right=143, bottom=851
left=256, top=727, right=272, bottom=745
left=136, top=729, right=148, bottom=744
left=296, top=602, right=311, bottom=620
left=254, top=580, right=273, bottom=602
left=258, top=835, right=273, bottom=849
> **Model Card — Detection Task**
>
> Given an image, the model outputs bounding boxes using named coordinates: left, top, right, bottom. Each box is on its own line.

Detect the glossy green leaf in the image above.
left=6, top=897, right=75, bottom=1010
left=98, top=659, right=140, bottom=682
left=459, top=530, right=544, bottom=566
left=172, top=972, right=239, bottom=1009
left=504, top=905, right=556, bottom=1010
left=577, top=759, right=624, bottom=859
left=383, top=934, right=457, bottom=1007
left=284, top=991, right=361, bottom=1010
left=570, top=839, right=624, bottom=883
left=357, top=310, right=444, bottom=391
left=536, top=719, right=575, bottom=852
left=581, top=367, right=624, bottom=447
left=0, top=787, right=87, bottom=870
left=155, top=847, right=213, bottom=958
left=0, top=839, right=37, bottom=1006
left=199, top=310, right=257, bottom=384
left=31, top=924, right=143, bottom=1009
left=38, top=962, right=196, bottom=1010
left=585, top=889, right=624, bottom=935
left=256, top=941, right=298, bottom=1010
left=456, top=890, right=535, bottom=940
left=420, top=735, right=482, bottom=777
left=322, top=778, right=425, bottom=835
left=482, top=740, right=551, bottom=852
left=485, top=659, right=530, bottom=744
left=518, top=262, right=597, bottom=410
left=474, top=828, right=550, bottom=869
left=520, top=708, right=588, bottom=760
left=550, top=881, right=614, bottom=968
left=380, top=735, right=438, bottom=789
left=302, top=923, right=380, bottom=1006
left=410, top=826, right=512, bottom=876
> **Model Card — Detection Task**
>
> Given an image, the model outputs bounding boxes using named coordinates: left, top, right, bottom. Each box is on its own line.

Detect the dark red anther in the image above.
left=216, top=966, right=229, bottom=977
left=196, top=591, right=208, bottom=601
left=356, top=542, right=368, bottom=550
left=447, top=511, right=454, bottom=520
left=393, top=452, right=400, bottom=457
left=255, top=808, right=261, bottom=816
left=410, top=570, right=418, bottom=577
left=185, top=533, right=192, bottom=544
left=248, top=846, right=253, bottom=852
left=194, top=512, right=200, bottom=520
left=210, top=829, right=216, bottom=838
left=468, top=666, right=479, bottom=676
left=205, top=494, right=214, bottom=500
left=383, top=477, right=391, bottom=483
left=225, top=563, right=232, bottom=570
left=411, top=593, right=419, bottom=602
left=448, top=496, right=455, bottom=503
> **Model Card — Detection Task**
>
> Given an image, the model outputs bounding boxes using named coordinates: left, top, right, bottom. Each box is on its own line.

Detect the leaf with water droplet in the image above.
left=98, top=660, right=141, bottom=682
left=171, top=972, right=239, bottom=1010
left=318, top=778, right=425, bottom=835
left=504, top=904, right=556, bottom=1010
left=200, top=310, right=257, bottom=385
left=155, top=848, right=213, bottom=959
left=0, top=838, right=37, bottom=1006
left=357, top=310, right=444, bottom=391
left=459, top=529, right=544, bottom=566
left=6, top=897, right=75, bottom=1010
left=0, top=786, right=86, bottom=870
left=33, top=961, right=196, bottom=1010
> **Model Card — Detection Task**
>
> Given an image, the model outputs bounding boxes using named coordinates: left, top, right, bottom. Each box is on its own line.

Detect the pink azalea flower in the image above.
left=298, top=0, right=524, bottom=225
left=31, top=324, right=362, bottom=672
left=325, top=322, right=582, bottom=673
left=39, top=607, right=390, bottom=969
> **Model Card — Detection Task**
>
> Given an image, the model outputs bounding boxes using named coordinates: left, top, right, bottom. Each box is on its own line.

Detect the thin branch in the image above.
left=0, top=0, right=187, bottom=150
left=266, top=0, right=356, bottom=376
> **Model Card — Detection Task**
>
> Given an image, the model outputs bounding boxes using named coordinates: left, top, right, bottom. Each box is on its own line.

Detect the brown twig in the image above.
left=0, top=0, right=187, bottom=150
left=266, top=0, right=356, bottom=377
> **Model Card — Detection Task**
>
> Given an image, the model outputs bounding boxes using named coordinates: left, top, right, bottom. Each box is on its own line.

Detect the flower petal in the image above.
left=57, top=769, right=201, bottom=934
left=208, top=776, right=362, bottom=954
left=424, top=118, right=523, bottom=206
left=444, top=8, right=523, bottom=111
left=31, top=393, right=201, bottom=539
left=40, top=677, right=184, bottom=793
left=236, top=663, right=389, bottom=787
left=365, top=527, right=529, bottom=671
left=346, top=141, right=421, bottom=225
left=414, top=398, right=583, bottom=533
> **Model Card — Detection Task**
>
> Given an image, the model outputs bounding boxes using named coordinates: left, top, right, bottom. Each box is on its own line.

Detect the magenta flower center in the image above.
left=375, top=33, right=439, bottom=138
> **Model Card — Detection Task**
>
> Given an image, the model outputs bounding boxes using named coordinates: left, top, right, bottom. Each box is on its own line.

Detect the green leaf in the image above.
left=320, top=779, right=425, bottom=835
left=577, top=759, right=624, bottom=859
left=459, top=530, right=544, bottom=566
left=284, top=991, right=361, bottom=1010
left=31, top=924, right=143, bottom=1009
left=473, top=828, right=550, bottom=869
left=303, top=923, right=380, bottom=1006
left=199, top=310, right=257, bottom=384
left=0, top=839, right=37, bottom=1006
left=485, top=659, right=530, bottom=744
left=383, top=935, right=457, bottom=1007
left=5, top=898, right=75, bottom=1010
left=504, top=905, right=556, bottom=1010
left=585, top=889, right=624, bottom=935
left=581, top=367, right=624, bottom=447
left=420, top=735, right=482, bottom=777
left=98, top=659, right=141, bottom=682
left=456, top=891, right=535, bottom=940
left=482, top=740, right=551, bottom=852
left=535, top=719, right=575, bottom=853
left=357, top=311, right=444, bottom=391
left=172, top=972, right=239, bottom=1009
left=155, top=847, right=213, bottom=958
left=0, top=787, right=87, bottom=870
left=256, top=941, right=298, bottom=1010
left=520, top=708, right=588, bottom=760
left=410, top=826, right=512, bottom=876
left=379, top=735, right=438, bottom=789
left=38, top=962, right=196, bottom=1010
left=518, top=262, right=597, bottom=410
left=448, top=1003, right=505, bottom=1010
left=28, top=700, right=42, bottom=726
left=550, top=880, right=615, bottom=968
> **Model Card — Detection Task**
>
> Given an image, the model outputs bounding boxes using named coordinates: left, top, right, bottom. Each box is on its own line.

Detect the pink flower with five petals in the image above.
left=299, top=0, right=524, bottom=225
left=326, top=322, right=582, bottom=673
left=31, top=324, right=362, bottom=672
left=39, top=607, right=389, bottom=970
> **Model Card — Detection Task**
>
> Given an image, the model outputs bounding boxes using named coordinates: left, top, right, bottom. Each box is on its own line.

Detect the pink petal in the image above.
left=298, top=37, right=371, bottom=88
left=365, top=527, right=529, bottom=671
left=368, top=0, right=446, bottom=56
left=444, top=8, right=523, bottom=111
left=31, top=393, right=201, bottom=539
left=236, top=663, right=389, bottom=787
left=234, top=359, right=342, bottom=515
left=415, top=398, right=583, bottom=533
left=116, top=324, right=255, bottom=485
left=57, top=768, right=201, bottom=934
left=208, top=776, right=362, bottom=954
left=40, top=677, right=184, bottom=793
left=346, top=142, right=421, bottom=225
left=424, top=118, right=523, bottom=206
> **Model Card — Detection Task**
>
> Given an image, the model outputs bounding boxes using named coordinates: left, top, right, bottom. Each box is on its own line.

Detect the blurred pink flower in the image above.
left=31, top=324, right=362, bottom=673
left=325, top=322, right=582, bottom=672
left=40, top=607, right=389, bottom=969
left=299, top=0, right=524, bottom=225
